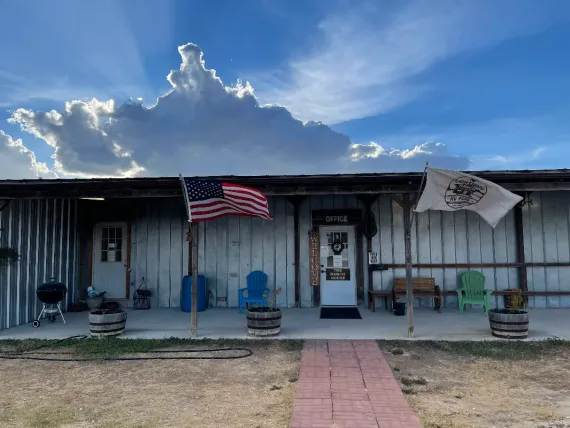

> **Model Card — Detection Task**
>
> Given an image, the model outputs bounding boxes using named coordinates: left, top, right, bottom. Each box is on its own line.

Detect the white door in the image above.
left=92, top=223, right=128, bottom=299
left=320, top=227, right=357, bottom=306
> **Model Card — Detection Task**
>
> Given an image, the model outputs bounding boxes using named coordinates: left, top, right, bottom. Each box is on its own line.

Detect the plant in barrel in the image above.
left=488, top=288, right=529, bottom=339
left=247, top=288, right=283, bottom=337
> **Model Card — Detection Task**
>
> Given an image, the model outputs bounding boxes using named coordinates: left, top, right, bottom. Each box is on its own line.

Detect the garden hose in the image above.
left=0, top=335, right=253, bottom=362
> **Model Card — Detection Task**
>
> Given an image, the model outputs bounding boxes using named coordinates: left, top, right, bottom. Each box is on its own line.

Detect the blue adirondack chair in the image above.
left=238, top=271, right=269, bottom=313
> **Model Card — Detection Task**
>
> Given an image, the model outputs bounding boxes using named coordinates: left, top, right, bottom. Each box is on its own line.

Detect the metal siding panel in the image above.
left=239, top=217, right=252, bottom=304
left=227, top=216, right=240, bottom=307
left=27, top=200, right=38, bottom=321
left=416, top=211, right=431, bottom=307
left=480, top=218, right=496, bottom=307
left=428, top=211, right=444, bottom=308
left=493, top=216, right=509, bottom=308
left=146, top=204, right=160, bottom=308
left=169, top=208, right=183, bottom=308
left=285, top=200, right=295, bottom=307
left=251, top=217, right=263, bottom=272
left=263, top=198, right=276, bottom=299
left=274, top=197, right=288, bottom=308
left=505, top=209, right=519, bottom=303
left=441, top=211, right=458, bottom=307
left=529, top=193, right=546, bottom=307
left=559, top=193, right=570, bottom=306
left=543, top=193, right=560, bottom=307
left=8, top=200, right=18, bottom=327
left=299, top=197, right=311, bottom=307
left=454, top=210, right=468, bottom=294
left=158, top=204, right=172, bottom=308
left=391, top=198, right=405, bottom=282
left=134, top=203, right=149, bottom=298
left=205, top=217, right=218, bottom=307
left=0, top=205, right=6, bottom=330
left=378, top=196, right=393, bottom=291
left=214, top=216, right=228, bottom=307
left=16, top=200, right=26, bottom=324
left=182, top=217, right=189, bottom=285
left=368, top=199, right=379, bottom=294
left=68, top=199, right=78, bottom=305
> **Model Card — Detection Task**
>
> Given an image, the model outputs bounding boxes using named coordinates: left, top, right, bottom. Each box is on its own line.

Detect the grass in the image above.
left=379, top=338, right=570, bottom=360
left=378, top=339, right=570, bottom=428
left=0, top=339, right=304, bottom=428
left=0, top=337, right=305, bottom=360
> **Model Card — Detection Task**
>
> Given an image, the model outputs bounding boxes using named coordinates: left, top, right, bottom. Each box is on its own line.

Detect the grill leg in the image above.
left=37, top=304, right=46, bottom=320
left=57, top=303, right=67, bottom=325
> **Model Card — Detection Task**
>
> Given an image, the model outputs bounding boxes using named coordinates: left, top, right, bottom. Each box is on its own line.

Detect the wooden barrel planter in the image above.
left=89, top=309, right=127, bottom=338
left=488, top=309, right=529, bottom=339
left=247, top=308, right=282, bottom=337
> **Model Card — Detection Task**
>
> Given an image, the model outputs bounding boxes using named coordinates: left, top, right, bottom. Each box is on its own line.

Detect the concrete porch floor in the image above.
left=1, top=306, right=569, bottom=341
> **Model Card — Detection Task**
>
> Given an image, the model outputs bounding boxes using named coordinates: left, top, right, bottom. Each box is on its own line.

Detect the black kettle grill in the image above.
left=33, top=278, right=68, bottom=328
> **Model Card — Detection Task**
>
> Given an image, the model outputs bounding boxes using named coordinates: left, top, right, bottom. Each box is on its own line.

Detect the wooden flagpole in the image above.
left=179, top=175, right=198, bottom=338
left=405, top=162, right=429, bottom=338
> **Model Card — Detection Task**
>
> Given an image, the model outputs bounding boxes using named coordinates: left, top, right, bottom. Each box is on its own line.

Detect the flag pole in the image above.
left=179, top=175, right=198, bottom=338
left=405, top=162, right=429, bottom=338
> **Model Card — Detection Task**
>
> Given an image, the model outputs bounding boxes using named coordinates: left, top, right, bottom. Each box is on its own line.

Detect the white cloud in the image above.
left=5, top=43, right=469, bottom=178
left=0, top=131, right=56, bottom=179
left=255, top=0, right=570, bottom=125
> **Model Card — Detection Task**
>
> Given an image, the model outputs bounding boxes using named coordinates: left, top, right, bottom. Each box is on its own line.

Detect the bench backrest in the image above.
left=460, top=271, right=486, bottom=299
left=393, top=277, right=436, bottom=292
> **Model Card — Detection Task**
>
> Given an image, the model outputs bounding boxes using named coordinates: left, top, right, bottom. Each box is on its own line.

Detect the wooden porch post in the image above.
left=402, top=193, right=415, bottom=338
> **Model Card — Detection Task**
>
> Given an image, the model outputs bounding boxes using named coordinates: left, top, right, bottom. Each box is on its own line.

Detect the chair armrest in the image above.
left=483, top=289, right=493, bottom=296
left=238, top=288, right=247, bottom=297
left=456, top=288, right=465, bottom=295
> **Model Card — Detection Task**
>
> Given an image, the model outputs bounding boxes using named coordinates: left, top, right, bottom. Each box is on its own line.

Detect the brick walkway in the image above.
left=290, top=340, right=422, bottom=428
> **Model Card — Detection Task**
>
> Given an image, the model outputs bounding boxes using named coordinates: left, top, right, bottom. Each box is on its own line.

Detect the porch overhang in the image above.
left=1, top=168, right=570, bottom=199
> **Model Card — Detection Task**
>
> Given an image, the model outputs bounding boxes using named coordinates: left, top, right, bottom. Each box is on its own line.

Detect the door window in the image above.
left=325, top=232, right=349, bottom=269
left=100, top=227, right=123, bottom=263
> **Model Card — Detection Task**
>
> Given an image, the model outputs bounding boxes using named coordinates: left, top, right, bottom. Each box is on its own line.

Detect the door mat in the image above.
left=320, top=307, right=362, bottom=320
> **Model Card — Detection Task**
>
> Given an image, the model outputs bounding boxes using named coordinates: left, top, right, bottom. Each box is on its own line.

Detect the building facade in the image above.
left=1, top=171, right=570, bottom=330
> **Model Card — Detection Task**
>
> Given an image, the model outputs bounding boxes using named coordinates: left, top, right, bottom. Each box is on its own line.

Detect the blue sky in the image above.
left=1, top=0, right=570, bottom=178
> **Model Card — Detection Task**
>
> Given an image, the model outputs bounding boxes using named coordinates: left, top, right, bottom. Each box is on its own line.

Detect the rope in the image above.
left=0, top=335, right=253, bottom=362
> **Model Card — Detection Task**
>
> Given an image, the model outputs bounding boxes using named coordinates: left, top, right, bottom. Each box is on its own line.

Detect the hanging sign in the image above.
left=309, top=231, right=320, bottom=286
left=326, top=268, right=350, bottom=281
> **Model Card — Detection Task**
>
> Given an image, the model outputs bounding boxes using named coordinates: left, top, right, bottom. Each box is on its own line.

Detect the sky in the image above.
left=1, top=0, right=570, bottom=179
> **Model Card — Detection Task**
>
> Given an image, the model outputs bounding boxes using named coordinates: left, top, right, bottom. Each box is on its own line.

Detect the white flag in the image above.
left=415, top=168, right=523, bottom=228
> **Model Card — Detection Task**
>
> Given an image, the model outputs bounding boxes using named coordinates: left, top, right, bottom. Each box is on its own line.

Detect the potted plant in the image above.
left=0, top=246, right=19, bottom=267
left=246, top=288, right=282, bottom=337
left=488, top=289, right=529, bottom=339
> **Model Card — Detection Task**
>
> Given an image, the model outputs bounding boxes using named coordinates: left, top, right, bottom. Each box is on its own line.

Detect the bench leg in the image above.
left=372, top=296, right=376, bottom=312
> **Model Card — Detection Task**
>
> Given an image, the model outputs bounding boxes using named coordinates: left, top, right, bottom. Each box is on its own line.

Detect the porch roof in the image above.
left=1, top=169, right=570, bottom=198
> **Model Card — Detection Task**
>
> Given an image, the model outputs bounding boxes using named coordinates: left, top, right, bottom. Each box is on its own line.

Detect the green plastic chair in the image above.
left=457, top=271, right=492, bottom=314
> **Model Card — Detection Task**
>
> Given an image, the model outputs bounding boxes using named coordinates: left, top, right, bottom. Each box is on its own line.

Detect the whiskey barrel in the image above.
left=488, top=309, right=529, bottom=339
left=89, top=309, right=127, bottom=338
left=247, top=308, right=282, bottom=337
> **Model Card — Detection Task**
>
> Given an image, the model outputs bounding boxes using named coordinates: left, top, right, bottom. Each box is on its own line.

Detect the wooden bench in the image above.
left=393, top=277, right=442, bottom=313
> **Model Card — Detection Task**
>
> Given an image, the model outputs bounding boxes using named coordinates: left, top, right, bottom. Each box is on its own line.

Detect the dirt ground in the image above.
left=0, top=340, right=302, bottom=428
left=379, top=341, right=570, bottom=428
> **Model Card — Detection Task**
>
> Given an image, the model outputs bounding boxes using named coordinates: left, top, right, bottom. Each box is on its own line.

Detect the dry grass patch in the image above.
left=0, top=339, right=303, bottom=428
left=379, top=340, right=570, bottom=428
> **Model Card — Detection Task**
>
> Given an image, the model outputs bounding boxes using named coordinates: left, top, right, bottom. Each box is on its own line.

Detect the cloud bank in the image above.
left=2, top=43, right=468, bottom=179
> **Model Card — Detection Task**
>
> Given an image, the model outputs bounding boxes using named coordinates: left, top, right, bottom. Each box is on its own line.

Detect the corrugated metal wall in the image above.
left=126, top=191, right=570, bottom=310
left=130, top=197, right=297, bottom=308
left=0, top=199, right=78, bottom=330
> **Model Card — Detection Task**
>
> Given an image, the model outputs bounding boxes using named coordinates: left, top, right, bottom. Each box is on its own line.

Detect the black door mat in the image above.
left=320, top=307, right=362, bottom=320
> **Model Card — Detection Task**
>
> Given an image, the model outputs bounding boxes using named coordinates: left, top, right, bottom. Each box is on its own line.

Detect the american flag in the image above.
left=182, top=178, right=272, bottom=222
